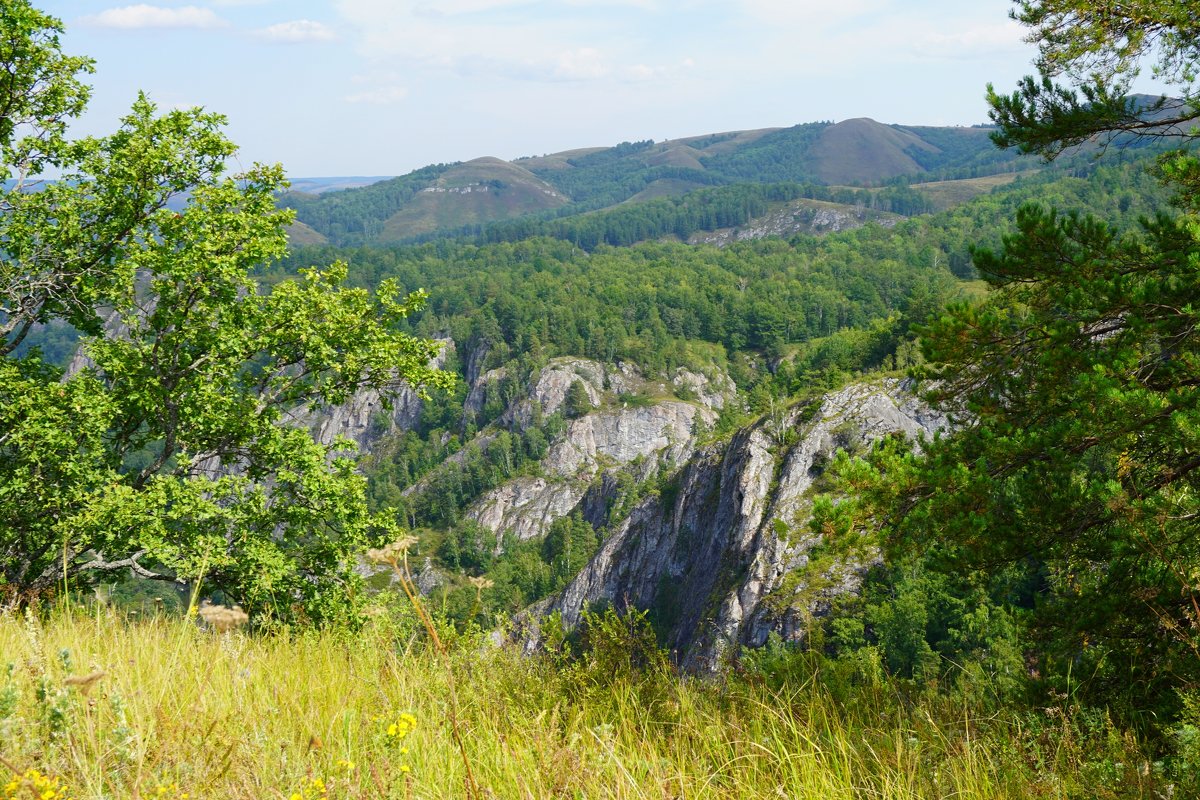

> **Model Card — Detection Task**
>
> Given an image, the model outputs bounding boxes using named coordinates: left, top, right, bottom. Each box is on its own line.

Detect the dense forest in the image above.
left=255, top=148, right=1181, bottom=637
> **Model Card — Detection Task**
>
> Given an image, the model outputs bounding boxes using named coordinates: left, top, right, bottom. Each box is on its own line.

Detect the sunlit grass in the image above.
left=0, top=605, right=1161, bottom=799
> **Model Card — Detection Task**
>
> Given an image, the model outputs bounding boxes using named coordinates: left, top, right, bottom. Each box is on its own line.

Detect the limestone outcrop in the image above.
left=527, top=379, right=948, bottom=671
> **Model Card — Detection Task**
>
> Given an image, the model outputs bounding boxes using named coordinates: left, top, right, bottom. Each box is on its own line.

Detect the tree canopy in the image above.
left=988, top=0, right=1199, bottom=158
left=817, top=0, right=1200, bottom=713
left=0, top=0, right=451, bottom=621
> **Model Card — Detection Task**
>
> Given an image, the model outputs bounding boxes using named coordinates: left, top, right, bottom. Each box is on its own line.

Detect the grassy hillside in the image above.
left=911, top=170, right=1039, bottom=211
left=283, top=118, right=1032, bottom=247
left=808, top=118, right=937, bottom=183
left=285, top=218, right=329, bottom=246
left=0, top=607, right=1176, bottom=799
left=375, top=158, right=568, bottom=241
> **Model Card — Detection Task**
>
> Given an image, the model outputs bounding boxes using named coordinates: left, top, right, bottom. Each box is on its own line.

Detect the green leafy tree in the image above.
left=0, top=1, right=452, bottom=621
left=542, top=512, right=598, bottom=589
left=817, top=0, right=1200, bottom=711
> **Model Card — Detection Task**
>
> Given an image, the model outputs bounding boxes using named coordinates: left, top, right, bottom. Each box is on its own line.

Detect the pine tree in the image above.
left=817, top=0, right=1200, bottom=711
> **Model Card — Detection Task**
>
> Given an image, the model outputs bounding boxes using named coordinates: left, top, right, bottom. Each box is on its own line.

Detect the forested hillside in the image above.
left=253, top=148, right=1178, bottom=634
left=6, top=0, right=1200, bottom=796
left=280, top=117, right=1035, bottom=246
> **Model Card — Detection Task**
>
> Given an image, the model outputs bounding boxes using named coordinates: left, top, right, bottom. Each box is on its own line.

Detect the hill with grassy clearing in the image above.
left=281, top=117, right=1031, bottom=246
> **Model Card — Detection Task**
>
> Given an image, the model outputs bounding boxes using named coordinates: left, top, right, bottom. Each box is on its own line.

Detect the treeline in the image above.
left=283, top=121, right=1031, bottom=248
left=479, top=183, right=808, bottom=248
left=530, top=163, right=728, bottom=210
left=694, top=122, right=829, bottom=182
left=408, top=182, right=936, bottom=250
left=898, top=125, right=1029, bottom=180
left=275, top=149, right=1171, bottom=372
left=283, top=232, right=959, bottom=374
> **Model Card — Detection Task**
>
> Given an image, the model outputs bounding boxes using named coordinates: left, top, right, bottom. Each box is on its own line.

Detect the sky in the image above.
left=35, top=1, right=1164, bottom=177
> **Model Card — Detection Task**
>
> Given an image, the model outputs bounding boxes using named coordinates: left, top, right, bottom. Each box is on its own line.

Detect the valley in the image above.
left=3, top=0, right=1200, bottom=796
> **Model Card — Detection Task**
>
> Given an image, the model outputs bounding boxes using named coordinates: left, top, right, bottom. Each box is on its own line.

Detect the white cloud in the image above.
left=256, top=20, right=338, bottom=43
left=334, top=0, right=686, bottom=84
left=622, top=57, right=695, bottom=82
left=409, top=0, right=531, bottom=14
left=81, top=4, right=227, bottom=29
left=910, top=20, right=1026, bottom=59
left=737, top=0, right=888, bottom=28
left=553, top=48, right=608, bottom=80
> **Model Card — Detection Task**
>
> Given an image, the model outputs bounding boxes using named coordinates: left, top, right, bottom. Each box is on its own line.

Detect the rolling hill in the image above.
left=280, top=117, right=1032, bottom=247
left=376, top=158, right=569, bottom=240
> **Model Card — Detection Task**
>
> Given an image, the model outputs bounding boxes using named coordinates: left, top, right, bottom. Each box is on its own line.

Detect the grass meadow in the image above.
left=0, top=601, right=1168, bottom=799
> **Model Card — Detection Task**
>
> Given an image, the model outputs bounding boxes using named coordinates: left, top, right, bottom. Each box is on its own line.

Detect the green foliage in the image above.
left=395, top=421, right=557, bottom=530
left=0, top=0, right=92, bottom=176
left=550, top=606, right=672, bottom=691
left=277, top=163, right=454, bottom=245
left=989, top=2, right=1200, bottom=158
left=0, top=2, right=452, bottom=621
left=815, top=0, right=1200, bottom=738
left=477, top=182, right=808, bottom=249
left=541, top=512, right=598, bottom=588
left=436, top=520, right=494, bottom=574
left=563, top=379, right=593, bottom=418
left=696, top=122, right=829, bottom=182
left=428, top=512, right=601, bottom=630
left=286, top=119, right=1037, bottom=248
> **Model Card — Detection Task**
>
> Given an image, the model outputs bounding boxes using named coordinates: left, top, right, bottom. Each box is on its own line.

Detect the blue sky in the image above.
left=37, top=1, right=1164, bottom=177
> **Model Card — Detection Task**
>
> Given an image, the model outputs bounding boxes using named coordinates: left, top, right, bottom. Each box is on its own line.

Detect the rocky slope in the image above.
left=523, top=379, right=948, bottom=671
left=688, top=199, right=900, bottom=246
left=464, top=357, right=734, bottom=547
left=292, top=337, right=455, bottom=450
left=298, top=345, right=944, bottom=672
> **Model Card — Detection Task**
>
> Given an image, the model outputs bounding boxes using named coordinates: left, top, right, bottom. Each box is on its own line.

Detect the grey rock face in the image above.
left=296, top=338, right=455, bottom=450
left=467, top=401, right=715, bottom=543
left=456, top=357, right=732, bottom=545
left=671, top=367, right=736, bottom=411
left=529, top=358, right=605, bottom=419
left=503, top=357, right=734, bottom=428
left=469, top=477, right=590, bottom=544
left=503, top=357, right=607, bottom=427
left=546, top=401, right=712, bottom=478
left=464, top=367, right=508, bottom=417
left=689, top=200, right=900, bottom=246
left=531, top=379, right=948, bottom=671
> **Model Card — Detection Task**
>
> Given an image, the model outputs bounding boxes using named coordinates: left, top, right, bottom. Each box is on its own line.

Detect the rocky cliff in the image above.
left=464, top=357, right=733, bottom=546
left=293, top=337, right=455, bottom=450
left=525, top=379, right=948, bottom=671
left=688, top=199, right=900, bottom=246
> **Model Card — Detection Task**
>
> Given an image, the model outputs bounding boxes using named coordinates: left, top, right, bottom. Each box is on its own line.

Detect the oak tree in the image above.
left=0, top=1, right=452, bottom=621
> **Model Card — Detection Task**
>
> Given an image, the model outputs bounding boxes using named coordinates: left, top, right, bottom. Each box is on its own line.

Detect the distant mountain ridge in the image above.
left=279, top=116, right=1030, bottom=247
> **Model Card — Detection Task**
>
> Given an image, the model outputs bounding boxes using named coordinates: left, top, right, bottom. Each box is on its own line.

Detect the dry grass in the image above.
left=0, top=605, right=1158, bottom=799
left=911, top=171, right=1041, bottom=211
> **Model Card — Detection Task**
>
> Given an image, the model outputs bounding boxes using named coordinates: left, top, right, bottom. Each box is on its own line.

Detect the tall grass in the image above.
left=0, top=604, right=1164, bottom=799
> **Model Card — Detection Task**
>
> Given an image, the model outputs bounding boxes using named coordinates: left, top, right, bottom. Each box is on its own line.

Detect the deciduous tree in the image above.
left=0, top=1, right=452, bottom=621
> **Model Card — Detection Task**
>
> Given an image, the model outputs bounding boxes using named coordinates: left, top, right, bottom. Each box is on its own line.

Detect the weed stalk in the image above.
left=372, top=539, right=480, bottom=799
